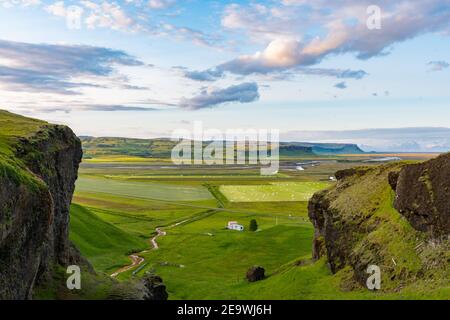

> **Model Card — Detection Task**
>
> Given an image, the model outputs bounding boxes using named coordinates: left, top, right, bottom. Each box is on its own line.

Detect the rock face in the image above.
left=246, top=266, right=265, bottom=282
left=107, top=273, right=168, bottom=300
left=0, top=120, right=83, bottom=299
left=391, top=153, right=450, bottom=236
left=308, top=156, right=449, bottom=289
left=0, top=173, right=53, bottom=299
left=141, top=274, right=169, bottom=300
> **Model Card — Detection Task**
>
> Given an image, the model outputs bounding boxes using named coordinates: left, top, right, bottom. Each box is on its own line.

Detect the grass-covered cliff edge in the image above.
left=307, top=156, right=449, bottom=297
left=0, top=111, right=167, bottom=300
left=233, top=156, right=448, bottom=299
left=0, top=110, right=86, bottom=299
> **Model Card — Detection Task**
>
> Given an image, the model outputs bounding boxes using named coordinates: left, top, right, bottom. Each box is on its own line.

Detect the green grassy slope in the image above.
left=70, top=204, right=147, bottom=274
left=232, top=259, right=450, bottom=300
left=303, top=163, right=450, bottom=299
left=0, top=110, right=46, bottom=154
left=121, top=206, right=314, bottom=299
left=0, top=110, right=48, bottom=187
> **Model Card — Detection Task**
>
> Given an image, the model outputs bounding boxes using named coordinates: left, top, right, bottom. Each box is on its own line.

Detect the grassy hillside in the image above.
left=231, top=258, right=449, bottom=300
left=0, top=110, right=49, bottom=193
left=70, top=204, right=147, bottom=274
left=306, top=163, right=449, bottom=298
left=121, top=210, right=315, bottom=299
left=0, top=110, right=46, bottom=154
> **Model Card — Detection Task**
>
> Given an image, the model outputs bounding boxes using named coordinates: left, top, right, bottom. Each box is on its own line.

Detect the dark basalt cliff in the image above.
left=391, top=153, right=450, bottom=236
left=0, top=111, right=168, bottom=300
left=0, top=122, right=85, bottom=299
left=308, top=154, right=449, bottom=290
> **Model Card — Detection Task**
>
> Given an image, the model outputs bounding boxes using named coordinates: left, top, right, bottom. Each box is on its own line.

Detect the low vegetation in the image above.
left=67, top=135, right=447, bottom=300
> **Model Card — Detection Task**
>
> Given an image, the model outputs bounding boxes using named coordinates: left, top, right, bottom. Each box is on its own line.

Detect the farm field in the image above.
left=76, top=177, right=213, bottom=202
left=71, top=156, right=444, bottom=299
left=71, top=158, right=341, bottom=299
left=219, top=181, right=330, bottom=202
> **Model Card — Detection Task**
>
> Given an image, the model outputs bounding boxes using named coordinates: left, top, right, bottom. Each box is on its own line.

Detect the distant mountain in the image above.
left=79, top=136, right=364, bottom=158
left=283, top=127, right=450, bottom=153
left=283, top=142, right=364, bottom=154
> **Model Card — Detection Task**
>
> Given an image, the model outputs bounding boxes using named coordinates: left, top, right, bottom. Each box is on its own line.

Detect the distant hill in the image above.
left=79, top=136, right=364, bottom=159
left=283, top=142, right=364, bottom=154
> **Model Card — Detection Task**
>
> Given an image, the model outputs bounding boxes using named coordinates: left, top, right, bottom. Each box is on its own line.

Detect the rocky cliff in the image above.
left=0, top=111, right=169, bottom=300
left=308, top=154, right=449, bottom=291
left=0, top=111, right=85, bottom=299
left=391, top=153, right=450, bottom=236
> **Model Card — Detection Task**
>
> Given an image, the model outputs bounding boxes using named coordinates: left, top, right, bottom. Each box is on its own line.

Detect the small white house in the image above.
left=227, top=221, right=244, bottom=231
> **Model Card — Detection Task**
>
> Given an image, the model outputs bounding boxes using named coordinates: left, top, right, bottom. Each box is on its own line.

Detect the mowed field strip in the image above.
left=219, top=182, right=330, bottom=202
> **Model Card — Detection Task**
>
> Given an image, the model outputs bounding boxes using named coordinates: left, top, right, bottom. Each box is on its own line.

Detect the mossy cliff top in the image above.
left=308, top=158, right=449, bottom=293
left=0, top=110, right=49, bottom=191
left=0, top=110, right=83, bottom=299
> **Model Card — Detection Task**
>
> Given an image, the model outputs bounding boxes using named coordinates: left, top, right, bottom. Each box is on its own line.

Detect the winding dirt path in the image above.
left=110, top=227, right=165, bottom=278
left=110, top=255, right=145, bottom=278
left=110, top=220, right=190, bottom=278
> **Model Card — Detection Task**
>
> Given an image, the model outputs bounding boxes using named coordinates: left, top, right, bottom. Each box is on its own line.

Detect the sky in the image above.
left=0, top=0, right=450, bottom=151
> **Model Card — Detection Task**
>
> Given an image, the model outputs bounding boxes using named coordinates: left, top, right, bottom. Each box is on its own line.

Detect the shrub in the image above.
left=249, top=219, right=258, bottom=232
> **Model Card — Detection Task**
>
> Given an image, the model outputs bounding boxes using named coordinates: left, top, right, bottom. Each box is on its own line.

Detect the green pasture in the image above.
left=76, top=176, right=214, bottom=201
left=219, top=181, right=330, bottom=202
left=128, top=209, right=315, bottom=299
left=73, top=191, right=219, bottom=237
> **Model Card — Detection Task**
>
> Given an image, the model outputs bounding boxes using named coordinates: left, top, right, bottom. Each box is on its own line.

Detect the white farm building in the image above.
left=227, top=221, right=244, bottom=231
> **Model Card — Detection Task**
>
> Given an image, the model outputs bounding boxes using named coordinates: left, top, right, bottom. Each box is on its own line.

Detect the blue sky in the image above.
left=0, top=0, right=450, bottom=151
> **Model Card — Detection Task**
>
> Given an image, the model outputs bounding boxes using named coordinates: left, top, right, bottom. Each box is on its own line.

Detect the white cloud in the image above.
left=45, top=1, right=138, bottom=31
left=148, top=0, right=175, bottom=9
left=1, top=0, right=40, bottom=8
left=46, top=1, right=69, bottom=17
left=220, top=1, right=450, bottom=75
left=428, top=61, right=450, bottom=72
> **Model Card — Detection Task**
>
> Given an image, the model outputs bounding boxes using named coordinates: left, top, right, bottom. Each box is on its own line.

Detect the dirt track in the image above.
left=110, top=228, right=165, bottom=278
left=110, top=220, right=188, bottom=278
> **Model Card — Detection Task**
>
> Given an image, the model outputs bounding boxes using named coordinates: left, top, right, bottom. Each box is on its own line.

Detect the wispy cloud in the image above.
left=83, top=104, right=159, bottom=112
left=183, top=66, right=368, bottom=82
left=148, top=0, right=176, bottom=10
left=0, top=39, right=143, bottom=94
left=299, top=68, right=368, bottom=80
left=427, top=60, right=449, bottom=72
left=184, top=69, right=225, bottom=82
left=42, top=1, right=222, bottom=48
left=179, top=82, right=259, bottom=109
left=1, top=0, right=40, bottom=8
left=27, top=104, right=160, bottom=113
left=334, top=82, right=347, bottom=89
